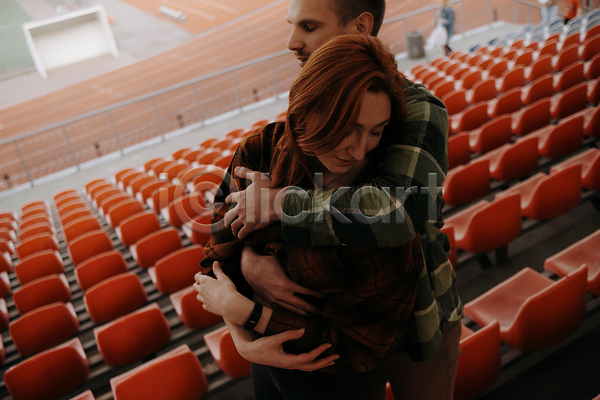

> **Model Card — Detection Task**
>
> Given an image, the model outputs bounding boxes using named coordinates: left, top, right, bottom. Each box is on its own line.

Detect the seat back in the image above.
left=130, top=227, right=182, bottom=268
left=150, top=245, right=205, bottom=294
left=15, top=249, right=64, bottom=285
left=147, top=183, right=177, bottom=213
left=69, top=229, right=114, bottom=266
left=489, top=87, right=523, bottom=118
left=538, top=114, right=584, bottom=158
left=488, top=60, right=508, bottom=78
left=85, top=272, right=147, bottom=324
left=580, top=33, right=600, bottom=61
left=512, top=99, right=551, bottom=136
left=16, top=233, right=59, bottom=260
left=13, top=273, right=71, bottom=315
left=20, top=215, right=52, bottom=231
left=169, top=286, right=223, bottom=329
left=433, top=81, right=456, bottom=100
left=472, top=115, right=513, bottom=154
left=460, top=70, right=482, bottom=90
left=107, top=199, right=145, bottom=229
left=63, top=215, right=102, bottom=244
left=204, top=325, right=252, bottom=378
left=513, top=49, right=533, bottom=67
left=554, top=61, right=585, bottom=92
left=470, top=78, right=497, bottom=103
left=512, top=265, right=587, bottom=351
left=498, top=67, right=526, bottom=92
left=448, top=133, right=471, bottom=170
left=442, top=90, right=468, bottom=116
left=522, top=74, right=554, bottom=105
left=552, top=82, right=589, bottom=119
left=527, top=165, right=581, bottom=220
left=100, top=193, right=131, bottom=217
left=76, top=250, right=129, bottom=292
left=443, top=159, right=491, bottom=206
left=554, top=43, right=580, bottom=70
left=117, top=210, right=161, bottom=247
left=110, top=344, right=207, bottom=400
left=94, top=187, right=122, bottom=209
left=18, top=222, right=55, bottom=242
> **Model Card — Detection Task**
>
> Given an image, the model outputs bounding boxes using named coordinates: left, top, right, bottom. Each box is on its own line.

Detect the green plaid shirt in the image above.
left=280, top=81, right=462, bottom=361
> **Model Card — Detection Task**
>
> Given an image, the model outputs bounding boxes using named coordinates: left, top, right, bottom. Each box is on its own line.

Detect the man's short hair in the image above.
left=329, top=0, right=386, bottom=36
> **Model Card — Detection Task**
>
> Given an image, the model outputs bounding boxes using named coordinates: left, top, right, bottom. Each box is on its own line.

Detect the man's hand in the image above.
left=241, top=246, right=325, bottom=315
left=224, top=167, right=286, bottom=239
left=226, top=320, right=339, bottom=371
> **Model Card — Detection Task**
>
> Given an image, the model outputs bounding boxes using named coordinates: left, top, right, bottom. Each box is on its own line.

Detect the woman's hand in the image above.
left=194, top=261, right=253, bottom=325
left=226, top=320, right=339, bottom=371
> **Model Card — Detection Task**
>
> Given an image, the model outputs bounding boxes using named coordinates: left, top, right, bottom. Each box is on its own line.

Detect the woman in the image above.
left=194, top=35, right=422, bottom=400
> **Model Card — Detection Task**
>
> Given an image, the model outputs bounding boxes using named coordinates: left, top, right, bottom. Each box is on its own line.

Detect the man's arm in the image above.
left=281, top=82, right=449, bottom=248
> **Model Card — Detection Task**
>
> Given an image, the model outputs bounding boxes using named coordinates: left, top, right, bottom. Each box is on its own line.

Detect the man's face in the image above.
left=286, top=0, right=354, bottom=67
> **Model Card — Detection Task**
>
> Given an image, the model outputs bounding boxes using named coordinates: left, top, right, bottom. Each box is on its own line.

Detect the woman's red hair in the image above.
left=270, top=34, right=408, bottom=187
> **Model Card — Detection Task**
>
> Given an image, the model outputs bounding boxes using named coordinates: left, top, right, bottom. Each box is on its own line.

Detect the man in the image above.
left=205, top=0, right=462, bottom=398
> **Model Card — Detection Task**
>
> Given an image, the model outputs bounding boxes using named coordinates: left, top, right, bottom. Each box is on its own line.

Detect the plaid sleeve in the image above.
left=281, top=81, right=449, bottom=248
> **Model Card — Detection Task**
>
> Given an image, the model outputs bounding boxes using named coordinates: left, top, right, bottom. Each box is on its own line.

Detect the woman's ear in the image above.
left=353, top=12, right=375, bottom=35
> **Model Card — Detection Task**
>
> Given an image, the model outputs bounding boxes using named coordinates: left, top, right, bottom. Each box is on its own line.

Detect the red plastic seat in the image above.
left=20, top=215, right=52, bottom=231
left=85, top=272, right=147, bottom=324
left=463, top=265, right=587, bottom=352
left=544, top=228, right=600, bottom=296
left=481, top=136, right=539, bottom=181
left=85, top=178, right=109, bottom=194
left=0, top=210, right=17, bottom=222
left=496, top=67, right=526, bottom=92
left=553, top=43, right=580, bottom=71
left=181, top=148, right=204, bottom=164
left=114, top=168, right=136, bottom=185
left=433, top=81, right=455, bottom=100
left=487, top=88, right=522, bottom=118
left=106, top=198, right=145, bottom=229
left=442, top=90, right=468, bottom=116
left=161, top=162, right=190, bottom=184
left=70, top=390, right=95, bottom=400
left=550, top=82, right=589, bottom=119
left=76, top=250, right=129, bottom=292
left=13, top=273, right=71, bottom=315
left=18, top=222, right=55, bottom=242
left=457, top=70, right=482, bottom=91
left=511, top=98, right=551, bottom=136
left=93, top=187, right=123, bottom=209
left=496, top=165, right=581, bottom=220
left=448, top=133, right=471, bottom=170
left=10, top=302, right=79, bottom=356
left=88, top=182, right=115, bottom=201
left=561, top=32, right=580, bottom=50
left=195, top=148, right=223, bottom=166
left=16, top=233, right=59, bottom=260
left=118, top=171, right=146, bottom=192
left=584, top=53, right=600, bottom=79
left=588, top=78, right=600, bottom=103
left=551, top=148, right=600, bottom=190
left=185, top=165, right=226, bottom=195
left=181, top=212, right=213, bottom=246
left=56, top=194, right=83, bottom=209
left=443, top=159, right=490, bottom=206
left=469, top=115, right=513, bottom=154
left=511, top=49, right=533, bottom=69
left=61, top=209, right=93, bottom=227
left=99, top=193, right=131, bottom=217
left=147, top=183, right=177, bottom=214
left=528, top=114, right=584, bottom=158
left=521, top=74, right=554, bottom=106
left=0, top=297, right=8, bottom=331
left=537, top=39, right=558, bottom=57
left=204, top=325, right=252, bottom=378
left=450, top=103, right=489, bottom=134
left=68, top=229, right=114, bottom=267
left=553, top=61, right=585, bottom=92
left=148, top=245, right=205, bottom=294
left=484, top=59, right=508, bottom=79
left=116, top=210, right=161, bottom=247
left=15, top=249, right=64, bottom=286
left=0, top=251, right=11, bottom=275
left=136, top=180, right=169, bottom=204
left=421, top=69, right=441, bottom=87
left=0, top=218, right=17, bottom=233
left=170, top=286, right=223, bottom=329
left=575, top=106, right=600, bottom=136
left=161, top=193, right=207, bottom=228
left=466, top=78, right=497, bottom=104
left=0, top=228, right=16, bottom=245
left=22, top=200, right=49, bottom=213
left=582, top=25, right=600, bottom=43
left=143, top=158, right=164, bottom=173
left=454, top=322, right=501, bottom=400
left=0, top=239, right=15, bottom=257
left=0, top=271, right=10, bottom=298
left=95, top=303, right=171, bottom=367
left=444, top=194, right=522, bottom=254
left=452, top=66, right=471, bottom=81
left=54, top=189, right=78, bottom=203
left=110, top=344, right=208, bottom=400
left=4, top=338, right=89, bottom=400
left=63, top=215, right=102, bottom=243
left=475, top=57, right=494, bottom=71
left=150, top=160, right=174, bottom=177
left=501, top=49, right=518, bottom=62
left=579, top=33, right=600, bottom=61
left=126, top=175, right=155, bottom=197
left=130, top=227, right=183, bottom=268
left=57, top=201, right=88, bottom=219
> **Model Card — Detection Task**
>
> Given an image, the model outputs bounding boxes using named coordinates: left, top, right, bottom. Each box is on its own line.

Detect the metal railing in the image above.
left=0, top=0, right=541, bottom=193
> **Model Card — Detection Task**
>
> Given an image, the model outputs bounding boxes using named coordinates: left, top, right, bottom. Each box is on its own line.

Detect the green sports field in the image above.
left=0, top=0, right=34, bottom=73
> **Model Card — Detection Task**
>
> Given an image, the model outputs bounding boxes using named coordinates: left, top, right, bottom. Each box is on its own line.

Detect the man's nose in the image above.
left=287, top=28, right=303, bottom=52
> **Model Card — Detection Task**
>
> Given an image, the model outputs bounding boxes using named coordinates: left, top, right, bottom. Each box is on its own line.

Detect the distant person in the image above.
left=564, top=0, right=581, bottom=23
left=439, top=0, right=455, bottom=55
left=539, top=0, right=559, bottom=25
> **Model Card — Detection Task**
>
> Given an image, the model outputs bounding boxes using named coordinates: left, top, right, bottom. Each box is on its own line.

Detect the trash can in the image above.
left=407, top=31, right=425, bottom=59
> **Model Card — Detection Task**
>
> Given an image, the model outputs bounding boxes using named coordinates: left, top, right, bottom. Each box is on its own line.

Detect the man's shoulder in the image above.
left=404, top=80, right=446, bottom=109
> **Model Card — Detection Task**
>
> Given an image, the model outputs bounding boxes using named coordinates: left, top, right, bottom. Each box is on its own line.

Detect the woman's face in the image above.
left=315, top=91, right=391, bottom=175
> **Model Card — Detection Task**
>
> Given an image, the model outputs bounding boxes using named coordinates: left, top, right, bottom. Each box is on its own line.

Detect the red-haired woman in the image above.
left=194, top=34, right=421, bottom=400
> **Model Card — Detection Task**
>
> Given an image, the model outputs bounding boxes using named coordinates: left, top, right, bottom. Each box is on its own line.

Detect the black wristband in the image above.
left=242, top=303, right=263, bottom=331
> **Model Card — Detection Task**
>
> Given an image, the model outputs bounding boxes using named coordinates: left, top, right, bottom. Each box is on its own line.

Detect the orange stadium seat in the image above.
left=501, top=49, right=518, bottom=61
left=544, top=228, right=600, bottom=296
left=538, top=39, right=558, bottom=57
left=0, top=252, right=11, bottom=275
left=162, top=162, right=190, bottom=184
left=95, top=303, right=171, bottom=367
left=0, top=272, right=10, bottom=299
left=170, top=286, right=223, bottom=329
left=0, top=298, right=8, bottom=331
left=172, top=147, right=192, bottom=160
left=529, top=114, right=584, bottom=159
left=553, top=43, right=580, bottom=71
left=583, top=25, right=600, bottom=43
left=551, top=148, right=600, bottom=190
left=127, top=175, right=156, bottom=197
left=443, top=159, right=490, bottom=206
left=579, top=34, right=600, bottom=61
left=114, top=168, right=136, bottom=184
left=496, top=165, right=581, bottom=220
left=433, top=81, right=455, bottom=100
left=106, top=198, right=145, bottom=229
left=466, top=78, right=497, bottom=104
left=561, top=32, right=580, bottom=49
left=10, top=302, right=79, bottom=357
left=137, top=180, right=169, bottom=204
left=70, top=390, right=95, bottom=400
left=18, top=222, right=55, bottom=242
left=150, top=160, right=174, bottom=177
left=54, top=189, right=78, bottom=203
left=476, top=57, right=494, bottom=71
left=445, top=193, right=522, bottom=254
left=130, top=227, right=182, bottom=269
left=4, top=338, right=89, bottom=400
left=205, top=325, right=252, bottom=378
left=512, top=50, right=534, bottom=69
left=143, top=158, right=164, bottom=173
left=85, top=178, right=108, bottom=194
left=521, top=74, right=554, bottom=105
left=487, top=87, right=522, bottom=118
left=94, top=187, right=123, bottom=209
left=510, top=38, right=525, bottom=50
left=15, top=249, right=64, bottom=286
left=89, top=182, right=115, bottom=201
left=147, top=183, right=177, bottom=214
left=181, top=148, right=204, bottom=164
left=579, top=106, right=600, bottom=136
left=61, top=208, right=94, bottom=227
left=56, top=194, right=82, bottom=209
left=482, top=136, right=540, bottom=181
left=0, top=218, right=17, bottom=233
left=496, top=67, right=526, bottom=92
left=13, top=273, right=71, bottom=315
left=162, top=192, right=207, bottom=228
left=76, top=250, right=129, bottom=292
left=585, top=53, right=600, bottom=79
left=16, top=233, right=59, bottom=260
left=469, top=115, right=513, bottom=154
left=85, top=272, right=147, bottom=324
left=116, top=210, right=161, bottom=247
left=20, top=215, right=52, bottom=231
left=63, top=215, right=102, bottom=244
left=68, top=229, right=114, bottom=267
left=450, top=102, right=489, bottom=134
left=442, top=90, right=468, bottom=116
left=0, top=211, right=17, bottom=222
left=484, top=59, right=508, bottom=79
left=553, top=61, right=585, bottom=92
left=57, top=201, right=88, bottom=219
left=0, top=239, right=15, bottom=257
left=0, top=228, right=16, bottom=245
left=511, top=98, right=551, bottom=136
left=448, top=133, right=471, bottom=170
left=181, top=212, right=213, bottom=246
left=99, top=193, right=131, bottom=217
left=588, top=78, right=600, bottom=103
left=21, top=207, right=50, bottom=222
left=22, top=199, right=49, bottom=213
left=454, top=321, right=501, bottom=400
left=463, top=265, right=587, bottom=352
left=118, top=171, right=146, bottom=192
left=457, top=70, right=482, bottom=91
left=148, top=245, right=205, bottom=294
left=550, top=82, right=589, bottom=119
left=110, top=344, right=207, bottom=400
left=196, top=148, right=223, bottom=166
